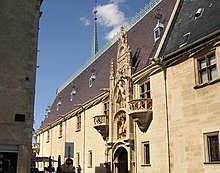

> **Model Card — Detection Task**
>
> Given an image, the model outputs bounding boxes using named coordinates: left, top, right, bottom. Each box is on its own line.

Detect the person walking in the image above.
left=77, top=165, right=82, bottom=173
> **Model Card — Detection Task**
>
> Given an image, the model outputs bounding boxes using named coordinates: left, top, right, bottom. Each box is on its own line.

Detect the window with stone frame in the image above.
left=104, top=102, right=109, bottom=115
left=76, top=114, right=81, bottom=131
left=88, top=150, right=92, bottom=168
left=142, top=141, right=150, bottom=165
left=37, top=134, right=40, bottom=144
left=59, top=123, right=62, bottom=138
left=197, top=52, right=217, bottom=84
left=140, top=81, right=151, bottom=99
left=47, top=130, right=50, bottom=143
left=204, top=132, right=220, bottom=163
left=76, top=152, right=80, bottom=166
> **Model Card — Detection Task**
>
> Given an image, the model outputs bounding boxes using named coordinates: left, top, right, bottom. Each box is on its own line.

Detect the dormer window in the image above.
left=154, top=21, right=164, bottom=42
left=57, top=98, right=62, bottom=111
left=45, top=106, right=51, bottom=117
left=195, top=8, right=204, bottom=19
left=180, top=32, right=190, bottom=47
left=70, top=89, right=76, bottom=101
left=89, top=74, right=96, bottom=88
left=89, top=68, right=96, bottom=88
left=70, top=83, right=77, bottom=101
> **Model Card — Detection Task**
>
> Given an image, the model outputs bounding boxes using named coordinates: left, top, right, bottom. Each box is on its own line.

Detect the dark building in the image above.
left=0, top=0, right=42, bottom=172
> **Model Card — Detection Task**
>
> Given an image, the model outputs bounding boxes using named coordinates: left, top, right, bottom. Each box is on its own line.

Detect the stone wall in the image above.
left=0, top=0, right=41, bottom=172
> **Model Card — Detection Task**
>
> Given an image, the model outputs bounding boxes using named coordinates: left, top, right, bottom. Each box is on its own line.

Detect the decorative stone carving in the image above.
left=94, top=114, right=109, bottom=140
left=129, top=98, right=153, bottom=132
left=115, top=112, right=127, bottom=139
left=116, top=26, right=132, bottom=79
left=118, top=26, right=128, bottom=52
left=32, top=143, right=40, bottom=154
left=116, top=80, right=126, bottom=108
left=118, top=116, right=126, bottom=138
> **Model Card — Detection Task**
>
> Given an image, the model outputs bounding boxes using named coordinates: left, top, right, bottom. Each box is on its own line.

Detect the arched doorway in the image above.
left=118, top=148, right=128, bottom=173
left=114, top=147, right=128, bottom=173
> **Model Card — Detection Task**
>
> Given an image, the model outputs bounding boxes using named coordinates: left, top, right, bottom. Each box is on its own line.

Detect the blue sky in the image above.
left=34, top=0, right=150, bottom=130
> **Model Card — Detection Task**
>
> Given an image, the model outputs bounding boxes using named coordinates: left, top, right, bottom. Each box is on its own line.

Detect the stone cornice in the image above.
left=35, top=91, right=109, bottom=135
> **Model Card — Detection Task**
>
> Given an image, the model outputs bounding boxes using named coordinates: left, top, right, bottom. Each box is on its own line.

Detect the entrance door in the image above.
left=118, top=149, right=128, bottom=173
left=0, top=152, right=18, bottom=173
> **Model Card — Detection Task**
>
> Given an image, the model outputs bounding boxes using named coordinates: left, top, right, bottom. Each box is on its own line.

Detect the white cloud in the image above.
left=80, top=17, right=90, bottom=26
left=96, top=1, right=126, bottom=40
left=97, top=4, right=125, bottom=27
left=105, top=25, right=121, bottom=40
left=110, top=0, right=125, bottom=4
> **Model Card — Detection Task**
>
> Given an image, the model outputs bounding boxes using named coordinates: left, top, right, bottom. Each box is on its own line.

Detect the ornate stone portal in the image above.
left=106, top=27, right=135, bottom=173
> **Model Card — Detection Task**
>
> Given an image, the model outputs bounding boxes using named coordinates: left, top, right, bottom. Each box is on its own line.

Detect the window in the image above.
left=15, top=114, right=25, bottom=122
left=70, top=89, right=76, bottom=101
left=140, top=81, right=151, bottom=99
left=59, top=123, right=62, bottom=138
left=142, top=142, right=150, bottom=165
left=89, top=73, right=96, bottom=88
left=65, top=143, right=74, bottom=158
left=70, top=86, right=76, bottom=101
left=195, top=8, right=204, bottom=19
left=76, top=152, right=80, bottom=166
left=0, top=153, right=18, bottom=172
left=76, top=114, right=81, bottom=131
left=198, top=53, right=217, bottom=84
left=70, top=85, right=77, bottom=101
left=88, top=150, right=92, bottom=167
left=180, top=33, right=190, bottom=46
left=204, top=132, right=220, bottom=163
left=57, top=99, right=62, bottom=111
left=47, top=130, right=50, bottom=143
left=104, top=102, right=109, bottom=115
left=37, top=134, right=40, bottom=144
left=154, top=21, right=164, bottom=42
left=45, top=106, right=51, bottom=117
left=208, top=135, right=220, bottom=162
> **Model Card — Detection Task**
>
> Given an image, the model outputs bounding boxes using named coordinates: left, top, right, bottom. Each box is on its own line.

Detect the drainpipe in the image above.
left=154, top=60, right=171, bottom=173
left=151, top=0, right=182, bottom=171
left=64, top=119, right=67, bottom=166
left=134, top=122, right=138, bottom=173
left=163, top=68, right=171, bottom=173
left=83, top=109, right=86, bottom=173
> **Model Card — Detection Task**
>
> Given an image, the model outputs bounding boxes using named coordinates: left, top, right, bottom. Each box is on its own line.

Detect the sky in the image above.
left=34, top=0, right=150, bottom=130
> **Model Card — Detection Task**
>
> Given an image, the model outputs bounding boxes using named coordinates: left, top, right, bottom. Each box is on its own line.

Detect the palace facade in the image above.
left=34, top=0, right=220, bottom=172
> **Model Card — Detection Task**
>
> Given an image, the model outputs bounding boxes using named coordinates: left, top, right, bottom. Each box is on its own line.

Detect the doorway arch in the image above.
left=114, top=147, right=128, bottom=173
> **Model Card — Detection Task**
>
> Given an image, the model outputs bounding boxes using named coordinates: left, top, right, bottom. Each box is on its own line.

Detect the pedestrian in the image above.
left=77, top=165, right=82, bottom=173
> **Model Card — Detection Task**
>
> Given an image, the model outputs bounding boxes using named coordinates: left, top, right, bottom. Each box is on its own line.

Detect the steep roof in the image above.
left=40, top=0, right=176, bottom=129
left=162, top=0, right=220, bottom=58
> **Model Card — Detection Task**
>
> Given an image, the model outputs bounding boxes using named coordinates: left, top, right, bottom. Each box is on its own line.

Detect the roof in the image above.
left=39, top=0, right=176, bottom=129
left=162, top=0, right=220, bottom=58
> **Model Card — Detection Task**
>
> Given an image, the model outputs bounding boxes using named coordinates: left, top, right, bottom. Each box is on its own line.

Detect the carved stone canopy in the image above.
left=116, top=26, right=132, bottom=78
